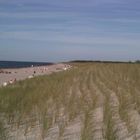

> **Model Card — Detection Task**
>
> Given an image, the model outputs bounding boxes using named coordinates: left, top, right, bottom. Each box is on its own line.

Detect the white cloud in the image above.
left=0, top=31, right=140, bottom=46
left=0, top=11, right=75, bottom=19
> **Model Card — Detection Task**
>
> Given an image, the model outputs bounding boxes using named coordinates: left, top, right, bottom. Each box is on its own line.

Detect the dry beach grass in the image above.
left=0, top=62, right=140, bottom=140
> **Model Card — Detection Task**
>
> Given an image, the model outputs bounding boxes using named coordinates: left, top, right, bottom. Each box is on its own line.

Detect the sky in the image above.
left=0, top=0, right=140, bottom=62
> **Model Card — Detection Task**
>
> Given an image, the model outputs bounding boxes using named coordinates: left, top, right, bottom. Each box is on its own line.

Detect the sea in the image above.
left=0, top=61, right=53, bottom=69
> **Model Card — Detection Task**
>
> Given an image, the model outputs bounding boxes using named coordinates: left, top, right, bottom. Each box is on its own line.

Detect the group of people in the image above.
left=0, top=69, right=11, bottom=74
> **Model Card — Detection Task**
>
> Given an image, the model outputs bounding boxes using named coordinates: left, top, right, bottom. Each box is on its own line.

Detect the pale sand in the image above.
left=0, top=63, right=71, bottom=87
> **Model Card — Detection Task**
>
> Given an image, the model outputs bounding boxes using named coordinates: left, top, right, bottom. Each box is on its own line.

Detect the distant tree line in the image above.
left=135, top=60, right=140, bottom=63
left=69, top=60, right=140, bottom=64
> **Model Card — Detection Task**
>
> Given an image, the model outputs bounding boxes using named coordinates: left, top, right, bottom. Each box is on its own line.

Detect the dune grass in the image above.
left=0, top=62, right=140, bottom=139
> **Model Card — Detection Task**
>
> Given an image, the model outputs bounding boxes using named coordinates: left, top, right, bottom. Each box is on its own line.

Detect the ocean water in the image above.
left=0, top=61, right=53, bottom=69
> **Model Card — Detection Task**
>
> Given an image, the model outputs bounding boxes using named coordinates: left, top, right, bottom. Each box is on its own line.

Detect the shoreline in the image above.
left=0, top=63, right=71, bottom=87
left=0, top=60, right=53, bottom=69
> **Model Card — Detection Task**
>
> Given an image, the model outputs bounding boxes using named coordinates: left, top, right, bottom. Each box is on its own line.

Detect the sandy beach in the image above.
left=0, top=63, right=71, bottom=87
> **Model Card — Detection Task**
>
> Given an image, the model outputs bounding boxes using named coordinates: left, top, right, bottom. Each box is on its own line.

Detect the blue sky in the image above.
left=0, top=0, right=140, bottom=62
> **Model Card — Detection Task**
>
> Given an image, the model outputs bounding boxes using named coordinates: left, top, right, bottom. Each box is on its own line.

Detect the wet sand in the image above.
left=0, top=63, right=71, bottom=87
